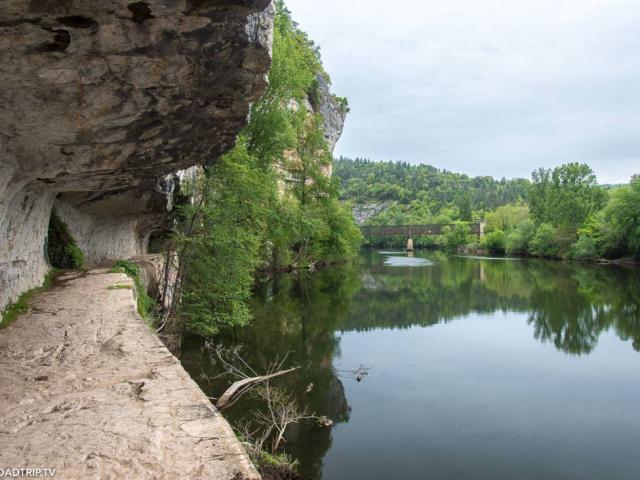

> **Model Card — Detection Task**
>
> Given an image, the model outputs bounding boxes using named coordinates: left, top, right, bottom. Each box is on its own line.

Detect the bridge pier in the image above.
left=406, top=238, right=414, bottom=251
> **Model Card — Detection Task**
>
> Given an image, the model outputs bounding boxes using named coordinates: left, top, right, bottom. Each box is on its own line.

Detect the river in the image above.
left=181, top=250, right=640, bottom=480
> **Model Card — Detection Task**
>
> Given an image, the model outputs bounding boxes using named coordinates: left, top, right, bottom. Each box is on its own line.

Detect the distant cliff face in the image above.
left=278, top=74, right=347, bottom=185
left=0, top=0, right=275, bottom=310
left=310, top=74, right=347, bottom=155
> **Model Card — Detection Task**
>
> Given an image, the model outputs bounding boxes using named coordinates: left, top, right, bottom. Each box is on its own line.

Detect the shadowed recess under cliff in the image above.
left=0, top=0, right=276, bottom=311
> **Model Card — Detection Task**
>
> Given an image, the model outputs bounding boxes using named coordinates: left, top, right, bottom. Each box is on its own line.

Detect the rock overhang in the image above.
left=0, top=0, right=275, bottom=310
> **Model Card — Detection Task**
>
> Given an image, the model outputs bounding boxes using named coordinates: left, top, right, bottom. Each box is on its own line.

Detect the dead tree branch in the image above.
left=216, top=366, right=300, bottom=410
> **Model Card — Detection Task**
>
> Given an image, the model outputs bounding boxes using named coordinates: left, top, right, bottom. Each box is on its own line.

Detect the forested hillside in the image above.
left=336, top=156, right=638, bottom=262
left=334, top=157, right=529, bottom=224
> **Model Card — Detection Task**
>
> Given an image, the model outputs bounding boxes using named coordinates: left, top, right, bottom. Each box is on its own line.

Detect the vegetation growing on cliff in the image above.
left=47, top=209, right=84, bottom=270
left=1, top=269, right=58, bottom=328
left=171, top=2, right=360, bottom=336
left=110, top=260, right=155, bottom=324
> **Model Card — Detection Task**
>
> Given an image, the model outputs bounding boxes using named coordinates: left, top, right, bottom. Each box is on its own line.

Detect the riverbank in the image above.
left=0, top=269, right=258, bottom=479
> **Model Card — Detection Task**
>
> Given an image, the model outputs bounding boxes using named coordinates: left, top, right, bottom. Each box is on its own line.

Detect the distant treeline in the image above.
left=334, top=156, right=529, bottom=223
left=335, top=157, right=638, bottom=261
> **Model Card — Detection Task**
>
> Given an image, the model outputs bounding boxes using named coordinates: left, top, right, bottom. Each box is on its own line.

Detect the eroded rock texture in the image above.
left=0, top=0, right=275, bottom=310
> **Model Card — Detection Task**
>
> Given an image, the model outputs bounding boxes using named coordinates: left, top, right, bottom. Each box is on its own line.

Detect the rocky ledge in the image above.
left=0, top=269, right=260, bottom=479
left=0, top=0, right=275, bottom=311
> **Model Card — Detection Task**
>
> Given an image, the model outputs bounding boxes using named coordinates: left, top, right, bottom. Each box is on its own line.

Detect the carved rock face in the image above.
left=0, top=0, right=275, bottom=310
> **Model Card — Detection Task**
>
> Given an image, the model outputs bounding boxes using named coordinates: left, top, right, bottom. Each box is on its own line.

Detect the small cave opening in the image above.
left=56, top=15, right=97, bottom=29
left=38, top=29, right=71, bottom=53
left=46, top=208, right=85, bottom=270
left=148, top=231, right=174, bottom=254
left=128, top=2, right=153, bottom=24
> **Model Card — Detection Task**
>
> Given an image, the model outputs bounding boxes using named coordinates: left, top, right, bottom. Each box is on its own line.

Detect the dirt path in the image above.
left=0, top=269, right=259, bottom=480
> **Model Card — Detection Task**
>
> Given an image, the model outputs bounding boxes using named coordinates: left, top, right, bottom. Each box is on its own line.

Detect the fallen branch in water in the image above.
left=216, top=366, right=300, bottom=410
left=211, top=347, right=332, bottom=469
left=210, top=347, right=300, bottom=410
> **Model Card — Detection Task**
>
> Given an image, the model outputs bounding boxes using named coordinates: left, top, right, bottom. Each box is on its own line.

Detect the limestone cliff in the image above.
left=310, top=73, right=347, bottom=154
left=277, top=74, right=347, bottom=188
left=0, top=0, right=275, bottom=311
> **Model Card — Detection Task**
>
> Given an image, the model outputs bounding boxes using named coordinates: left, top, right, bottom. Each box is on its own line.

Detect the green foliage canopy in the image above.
left=177, top=148, right=271, bottom=336
left=597, top=175, right=640, bottom=258
left=528, top=163, right=607, bottom=233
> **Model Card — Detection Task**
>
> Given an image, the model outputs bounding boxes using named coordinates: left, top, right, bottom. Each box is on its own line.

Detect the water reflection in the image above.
left=181, top=265, right=362, bottom=476
left=353, top=251, right=640, bottom=354
left=181, top=250, right=640, bottom=479
left=383, top=255, right=433, bottom=267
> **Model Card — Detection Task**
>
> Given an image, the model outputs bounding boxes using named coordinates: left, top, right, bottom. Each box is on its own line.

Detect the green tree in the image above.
left=505, top=219, right=536, bottom=255
left=333, top=157, right=530, bottom=229
left=598, top=175, right=640, bottom=258
left=170, top=1, right=360, bottom=334
left=529, top=163, right=606, bottom=234
left=246, top=1, right=323, bottom=164
left=176, top=146, right=273, bottom=336
left=458, top=194, right=473, bottom=221
left=485, top=204, right=529, bottom=233
left=438, top=223, right=470, bottom=252
left=528, top=167, right=551, bottom=225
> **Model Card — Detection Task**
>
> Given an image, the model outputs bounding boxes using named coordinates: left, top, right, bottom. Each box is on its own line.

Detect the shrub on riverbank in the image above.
left=482, top=229, right=506, bottom=254
left=505, top=220, right=536, bottom=255
left=597, top=176, right=640, bottom=259
left=478, top=166, right=638, bottom=261
left=528, top=223, right=560, bottom=258
left=438, top=223, right=470, bottom=252
left=570, top=236, right=599, bottom=260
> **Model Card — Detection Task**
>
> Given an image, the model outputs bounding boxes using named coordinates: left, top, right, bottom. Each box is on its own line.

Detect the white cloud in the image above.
left=285, top=0, right=640, bottom=182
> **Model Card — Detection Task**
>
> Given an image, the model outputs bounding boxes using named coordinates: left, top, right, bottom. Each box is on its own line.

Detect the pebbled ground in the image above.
left=0, top=269, right=259, bottom=480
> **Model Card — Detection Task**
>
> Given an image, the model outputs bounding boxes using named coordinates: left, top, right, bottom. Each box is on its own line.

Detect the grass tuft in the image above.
left=110, top=260, right=156, bottom=326
left=107, top=284, right=133, bottom=290
left=1, top=269, right=60, bottom=328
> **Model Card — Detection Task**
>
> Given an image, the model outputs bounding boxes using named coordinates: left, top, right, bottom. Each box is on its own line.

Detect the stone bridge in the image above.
left=360, top=222, right=485, bottom=237
left=360, top=222, right=485, bottom=250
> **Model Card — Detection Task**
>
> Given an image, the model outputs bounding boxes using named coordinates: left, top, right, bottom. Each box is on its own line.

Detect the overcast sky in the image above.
left=285, top=0, right=640, bottom=183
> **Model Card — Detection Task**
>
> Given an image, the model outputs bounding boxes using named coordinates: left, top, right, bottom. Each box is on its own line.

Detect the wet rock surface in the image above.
left=0, top=269, right=259, bottom=479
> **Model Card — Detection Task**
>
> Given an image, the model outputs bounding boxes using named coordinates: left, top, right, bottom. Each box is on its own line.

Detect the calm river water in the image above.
left=181, top=250, right=640, bottom=480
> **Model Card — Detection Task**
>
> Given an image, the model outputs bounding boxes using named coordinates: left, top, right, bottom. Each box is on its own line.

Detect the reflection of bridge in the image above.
left=360, top=222, right=485, bottom=250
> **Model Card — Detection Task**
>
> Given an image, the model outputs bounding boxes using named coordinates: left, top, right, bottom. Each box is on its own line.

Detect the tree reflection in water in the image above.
left=181, top=251, right=640, bottom=479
